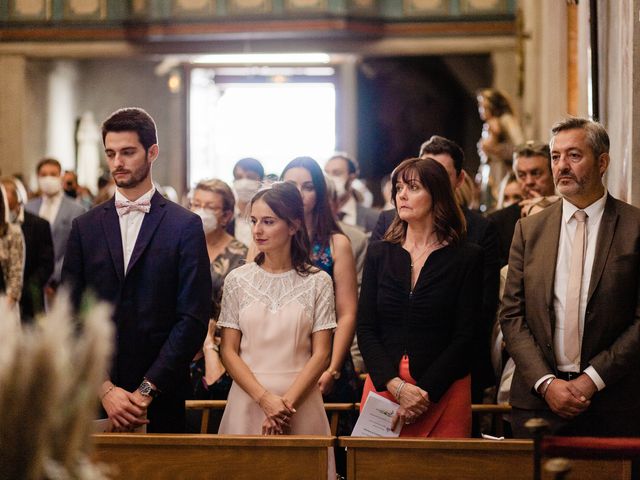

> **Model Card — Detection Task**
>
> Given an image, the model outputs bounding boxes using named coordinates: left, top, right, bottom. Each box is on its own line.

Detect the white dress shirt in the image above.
left=535, top=190, right=608, bottom=392
left=116, top=187, right=155, bottom=273
left=339, top=195, right=358, bottom=226
left=39, top=191, right=64, bottom=225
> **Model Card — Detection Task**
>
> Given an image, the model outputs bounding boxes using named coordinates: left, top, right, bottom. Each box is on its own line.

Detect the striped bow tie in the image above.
left=115, top=199, right=151, bottom=216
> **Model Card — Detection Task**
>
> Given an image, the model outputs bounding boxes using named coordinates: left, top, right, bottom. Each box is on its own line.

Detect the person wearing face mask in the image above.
left=25, top=158, right=86, bottom=300
left=227, top=157, right=264, bottom=247
left=188, top=179, right=247, bottom=415
left=63, top=170, right=94, bottom=210
left=1, top=177, right=53, bottom=323
left=324, top=153, right=379, bottom=233
left=0, top=181, right=25, bottom=322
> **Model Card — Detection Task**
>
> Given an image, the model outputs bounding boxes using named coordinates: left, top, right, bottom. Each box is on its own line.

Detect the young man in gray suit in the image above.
left=501, top=117, right=640, bottom=437
left=25, top=158, right=86, bottom=297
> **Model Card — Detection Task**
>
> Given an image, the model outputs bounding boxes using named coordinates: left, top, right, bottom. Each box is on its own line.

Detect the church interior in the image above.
left=1, top=1, right=640, bottom=479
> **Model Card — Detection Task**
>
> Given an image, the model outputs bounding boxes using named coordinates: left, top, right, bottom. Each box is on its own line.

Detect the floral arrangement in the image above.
left=0, top=292, right=113, bottom=479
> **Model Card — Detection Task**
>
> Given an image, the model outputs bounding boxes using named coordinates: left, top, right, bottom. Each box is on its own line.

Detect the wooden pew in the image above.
left=185, top=400, right=354, bottom=435
left=338, top=437, right=631, bottom=480
left=93, top=434, right=333, bottom=480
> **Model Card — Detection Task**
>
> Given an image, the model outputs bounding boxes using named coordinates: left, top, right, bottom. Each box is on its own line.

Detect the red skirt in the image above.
left=360, top=355, right=471, bottom=437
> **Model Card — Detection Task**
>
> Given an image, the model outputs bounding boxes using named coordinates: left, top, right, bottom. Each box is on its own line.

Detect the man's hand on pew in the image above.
left=102, top=385, right=150, bottom=431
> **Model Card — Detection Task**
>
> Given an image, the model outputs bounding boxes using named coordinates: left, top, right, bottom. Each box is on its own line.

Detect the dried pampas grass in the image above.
left=0, top=291, right=114, bottom=480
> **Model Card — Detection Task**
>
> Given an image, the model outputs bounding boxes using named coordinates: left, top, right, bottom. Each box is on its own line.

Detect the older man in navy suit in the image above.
left=62, top=108, right=211, bottom=433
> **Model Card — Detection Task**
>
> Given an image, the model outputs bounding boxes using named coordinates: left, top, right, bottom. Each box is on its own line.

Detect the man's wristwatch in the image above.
left=327, top=369, right=341, bottom=380
left=138, top=379, right=158, bottom=398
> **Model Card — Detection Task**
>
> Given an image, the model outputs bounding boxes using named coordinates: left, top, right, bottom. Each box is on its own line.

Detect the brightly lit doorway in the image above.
left=188, top=66, right=336, bottom=187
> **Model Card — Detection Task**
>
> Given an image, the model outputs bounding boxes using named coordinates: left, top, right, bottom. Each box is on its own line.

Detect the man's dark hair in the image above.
left=233, top=157, right=264, bottom=180
left=513, top=140, right=551, bottom=171
left=101, top=107, right=158, bottom=152
left=418, top=135, right=464, bottom=175
left=327, top=152, right=358, bottom=176
left=36, top=157, right=62, bottom=175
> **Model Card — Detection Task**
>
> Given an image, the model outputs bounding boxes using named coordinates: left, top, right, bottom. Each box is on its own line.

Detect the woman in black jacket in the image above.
left=357, top=157, right=483, bottom=437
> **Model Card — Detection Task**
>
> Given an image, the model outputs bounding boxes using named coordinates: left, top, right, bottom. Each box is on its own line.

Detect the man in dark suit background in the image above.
left=370, top=136, right=500, bottom=414
left=1, top=177, right=54, bottom=322
left=62, top=108, right=211, bottom=433
left=501, top=117, right=640, bottom=437
left=488, top=141, right=556, bottom=266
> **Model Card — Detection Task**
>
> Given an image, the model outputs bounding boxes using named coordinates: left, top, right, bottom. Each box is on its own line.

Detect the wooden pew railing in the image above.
left=185, top=400, right=355, bottom=435
left=93, top=434, right=333, bottom=480
left=186, top=400, right=513, bottom=436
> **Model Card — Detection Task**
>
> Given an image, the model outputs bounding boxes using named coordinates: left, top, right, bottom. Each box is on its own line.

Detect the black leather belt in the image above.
left=556, top=371, right=581, bottom=381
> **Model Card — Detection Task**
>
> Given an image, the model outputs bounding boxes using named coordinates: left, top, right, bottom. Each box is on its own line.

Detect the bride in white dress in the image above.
left=218, top=181, right=336, bottom=478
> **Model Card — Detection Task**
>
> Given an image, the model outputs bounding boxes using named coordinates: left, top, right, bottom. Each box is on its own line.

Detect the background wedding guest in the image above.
left=281, top=157, right=359, bottom=404
left=25, top=158, right=86, bottom=302
left=324, top=153, right=379, bottom=233
left=228, top=157, right=264, bottom=246
left=0, top=182, right=24, bottom=321
left=1, top=176, right=53, bottom=322
left=188, top=179, right=247, bottom=408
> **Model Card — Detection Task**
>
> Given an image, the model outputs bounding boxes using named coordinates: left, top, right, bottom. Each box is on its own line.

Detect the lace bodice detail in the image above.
left=218, top=262, right=336, bottom=332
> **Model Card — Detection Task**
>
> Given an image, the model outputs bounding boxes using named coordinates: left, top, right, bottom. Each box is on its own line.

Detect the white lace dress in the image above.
left=217, top=262, right=336, bottom=439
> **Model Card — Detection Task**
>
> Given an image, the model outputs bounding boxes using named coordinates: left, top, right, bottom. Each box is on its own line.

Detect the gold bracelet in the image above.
left=101, top=384, right=115, bottom=400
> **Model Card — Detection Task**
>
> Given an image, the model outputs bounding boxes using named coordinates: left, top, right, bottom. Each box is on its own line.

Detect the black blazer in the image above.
left=370, top=207, right=501, bottom=391
left=62, top=192, right=211, bottom=431
left=488, top=203, right=521, bottom=267
left=357, top=240, right=483, bottom=402
left=20, top=211, right=54, bottom=321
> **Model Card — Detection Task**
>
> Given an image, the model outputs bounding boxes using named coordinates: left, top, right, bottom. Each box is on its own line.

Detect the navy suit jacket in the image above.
left=62, top=192, right=211, bottom=431
left=20, top=211, right=54, bottom=321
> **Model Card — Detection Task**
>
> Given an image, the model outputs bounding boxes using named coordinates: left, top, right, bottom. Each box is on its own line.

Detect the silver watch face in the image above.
left=138, top=381, right=153, bottom=396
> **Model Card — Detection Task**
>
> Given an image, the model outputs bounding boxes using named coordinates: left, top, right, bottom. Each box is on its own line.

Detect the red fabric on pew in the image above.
left=542, top=437, right=640, bottom=459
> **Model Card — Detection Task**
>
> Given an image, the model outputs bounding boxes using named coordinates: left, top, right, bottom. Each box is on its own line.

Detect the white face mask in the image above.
left=326, top=174, right=347, bottom=198
left=193, top=208, right=218, bottom=234
left=38, top=175, right=62, bottom=196
left=233, top=178, right=261, bottom=204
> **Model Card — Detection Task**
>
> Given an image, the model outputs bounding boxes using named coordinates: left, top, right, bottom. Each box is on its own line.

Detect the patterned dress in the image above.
left=210, top=238, right=248, bottom=319
left=0, top=223, right=25, bottom=324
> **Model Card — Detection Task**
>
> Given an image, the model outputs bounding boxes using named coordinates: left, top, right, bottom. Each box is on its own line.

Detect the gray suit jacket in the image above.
left=355, top=204, right=379, bottom=233
left=500, top=195, right=640, bottom=413
left=26, top=195, right=87, bottom=285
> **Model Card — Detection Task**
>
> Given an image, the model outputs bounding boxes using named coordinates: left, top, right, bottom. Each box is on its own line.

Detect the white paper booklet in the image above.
left=351, top=391, right=402, bottom=437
